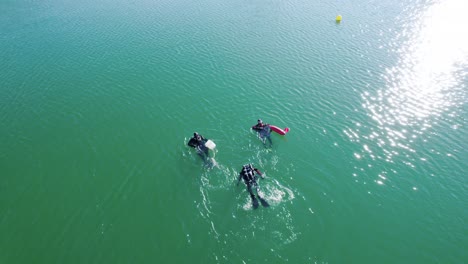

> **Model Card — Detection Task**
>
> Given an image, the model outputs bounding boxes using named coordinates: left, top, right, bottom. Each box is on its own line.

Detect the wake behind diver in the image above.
left=237, top=164, right=269, bottom=209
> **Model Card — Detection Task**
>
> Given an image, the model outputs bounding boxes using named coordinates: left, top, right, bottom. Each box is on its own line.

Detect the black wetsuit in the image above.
left=252, top=123, right=272, bottom=145
left=252, top=123, right=269, bottom=131
left=238, top=164, right=261, bottom=196
left=237, top=164, right=269, bottom=208
left=188, top=135, right=209, bottom=159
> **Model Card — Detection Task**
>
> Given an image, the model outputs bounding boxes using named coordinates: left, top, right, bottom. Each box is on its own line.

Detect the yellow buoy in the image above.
left=336, top=15, right=342, bottom=22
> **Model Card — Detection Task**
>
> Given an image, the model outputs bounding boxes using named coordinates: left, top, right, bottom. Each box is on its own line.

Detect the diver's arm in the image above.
left=188, top=138, right=196, bottom=147
left=254, top=168, right=264, bottom=178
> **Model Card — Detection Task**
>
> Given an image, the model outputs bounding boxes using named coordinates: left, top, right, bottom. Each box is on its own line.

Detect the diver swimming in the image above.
left=252, top=119, right=273, bottom=147
left=237, top=164, right=269, bottom=209
left=187, top=132, right=217, bottom=167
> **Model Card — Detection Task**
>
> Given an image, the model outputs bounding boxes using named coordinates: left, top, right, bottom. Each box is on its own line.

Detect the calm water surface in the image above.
left=1, top=0, right=467, bottom=263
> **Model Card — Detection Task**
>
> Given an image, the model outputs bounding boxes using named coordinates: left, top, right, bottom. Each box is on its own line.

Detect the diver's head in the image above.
left=194, top=132, right=201, bottom=140
left=257, top=119, right=263, bottom=124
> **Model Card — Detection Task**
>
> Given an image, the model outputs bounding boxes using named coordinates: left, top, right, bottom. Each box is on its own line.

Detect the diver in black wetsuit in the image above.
left=237, top=164, right=269, bottom=208
left=252, top=119, right=272, bottom=147
left=188, top=132, right=210, bottom=162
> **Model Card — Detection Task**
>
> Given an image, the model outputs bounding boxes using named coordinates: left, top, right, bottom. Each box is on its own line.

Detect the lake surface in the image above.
left=1, top=0, right=467, bottom=263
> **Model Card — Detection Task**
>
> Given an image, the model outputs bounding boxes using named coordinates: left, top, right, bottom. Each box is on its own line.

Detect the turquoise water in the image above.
left=1, top=0, right=467, bottom=263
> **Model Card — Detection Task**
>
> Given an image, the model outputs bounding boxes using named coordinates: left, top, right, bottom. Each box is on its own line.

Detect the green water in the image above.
left=1, top=0, right=467, bottom=263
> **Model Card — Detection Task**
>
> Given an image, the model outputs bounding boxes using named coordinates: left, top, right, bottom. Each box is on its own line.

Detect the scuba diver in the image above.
left=187, top=132, right=210, bottom=164
left=252, top=119, right=272, bottom=147
left=237, top=164, right=269, bottom=209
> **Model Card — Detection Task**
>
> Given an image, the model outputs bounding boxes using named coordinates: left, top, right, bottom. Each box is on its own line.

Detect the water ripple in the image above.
left=353, top=0, right=468, bottom=188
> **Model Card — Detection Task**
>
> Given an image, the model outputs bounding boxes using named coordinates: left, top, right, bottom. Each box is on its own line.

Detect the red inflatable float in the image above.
left=269, top=125, right=290, bottom=135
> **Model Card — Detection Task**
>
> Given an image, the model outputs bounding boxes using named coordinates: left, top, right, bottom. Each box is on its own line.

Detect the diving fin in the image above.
left=258, top=196, right=270, bottom=207
left=251, top=194, right=259, bottom=209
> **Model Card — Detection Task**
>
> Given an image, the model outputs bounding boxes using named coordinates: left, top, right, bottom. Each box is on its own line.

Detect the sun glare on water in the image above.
left=353, top=0, right=468, bottom=186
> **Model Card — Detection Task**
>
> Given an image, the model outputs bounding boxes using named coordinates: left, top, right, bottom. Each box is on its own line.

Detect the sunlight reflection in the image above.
left=364, top=0, right=467, bottom=152
left=359, top=0, right=468, bottom=184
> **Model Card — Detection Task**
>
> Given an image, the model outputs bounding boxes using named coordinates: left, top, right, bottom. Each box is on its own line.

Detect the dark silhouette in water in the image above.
left=237, top=164, right=269, bottom=209
left=252, top=119, right=272, bottom=147
left=188, top=132, right=213, bottom=167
